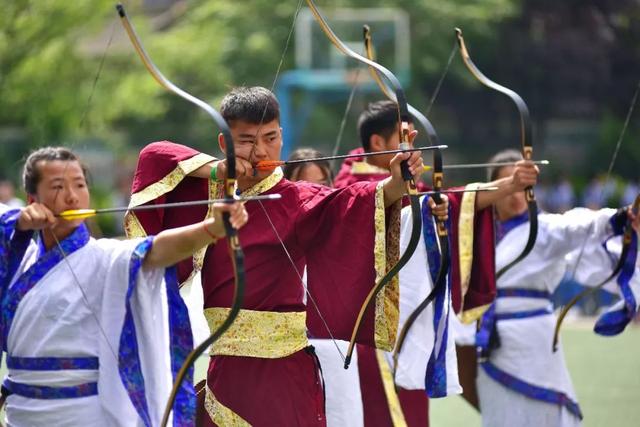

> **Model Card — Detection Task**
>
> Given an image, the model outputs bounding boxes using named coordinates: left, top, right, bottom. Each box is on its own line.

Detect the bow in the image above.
left=115, top=5, right=245, bottom=425
left=455, top=28, right=538, bottom=278
left=360, top=24, right=451, bottom=372
left=301, top=0, right=423, bottom=369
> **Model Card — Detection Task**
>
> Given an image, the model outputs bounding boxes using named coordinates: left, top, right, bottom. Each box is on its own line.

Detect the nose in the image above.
left=65, top=184, right=80, bottom=206
left=251, top=139, right=269, bottom=160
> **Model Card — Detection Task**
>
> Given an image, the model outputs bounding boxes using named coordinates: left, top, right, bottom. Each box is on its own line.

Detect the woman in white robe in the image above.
left=0, top=147, right=247, bottom=426
left=471, top=149, right=632, bottom=427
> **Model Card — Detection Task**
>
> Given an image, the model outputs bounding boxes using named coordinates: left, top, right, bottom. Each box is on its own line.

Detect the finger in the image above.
left=407, top=129, right=419, bottom=145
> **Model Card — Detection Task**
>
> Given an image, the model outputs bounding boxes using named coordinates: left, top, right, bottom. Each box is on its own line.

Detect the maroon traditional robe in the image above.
left=126, top=141, right=401, bottom=426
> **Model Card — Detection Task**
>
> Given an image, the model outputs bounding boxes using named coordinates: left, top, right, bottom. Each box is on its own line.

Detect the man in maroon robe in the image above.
left=330, top=100, right=538, bottom=427
left=125, top=87, right=447, bottom=426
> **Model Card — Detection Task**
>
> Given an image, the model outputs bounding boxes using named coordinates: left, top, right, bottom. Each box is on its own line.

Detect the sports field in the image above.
left=1, top=321, right=636, bottom=425
left=430, top=322, right=640, bottom=427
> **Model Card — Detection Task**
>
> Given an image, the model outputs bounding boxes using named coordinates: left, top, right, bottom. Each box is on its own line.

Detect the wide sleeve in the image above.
left=98, top=238, right=195, bottom=426
left=448, top=184, right=496, bottom=323
left=0, top=209, right=34, bottom=291
left=539, top=207, right=618, bottom=260
left=393, top=197, right=461, bottom=397
left=125, top=140, right=215, bottom=284
left=568, top=233, right=639, bottom=336
left=302, top=180, right=402, bottom=351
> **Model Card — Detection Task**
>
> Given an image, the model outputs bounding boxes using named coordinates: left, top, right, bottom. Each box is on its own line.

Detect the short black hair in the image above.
left=23, top=147, right=88, bottom=195
left=283, top=147, right=333, bottom=186
left=487, top=149, right=522, bottom=181
left=357, top=100, right=408, bottom=152
left=220, top=86, right=280, bottom=125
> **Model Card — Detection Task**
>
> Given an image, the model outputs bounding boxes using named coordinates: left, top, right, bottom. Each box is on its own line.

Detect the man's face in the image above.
left=31, top=160, right=90, bottom=230
left=371, top=122, right=415, bottom=169
left=221, top=119, right=283, bottom=180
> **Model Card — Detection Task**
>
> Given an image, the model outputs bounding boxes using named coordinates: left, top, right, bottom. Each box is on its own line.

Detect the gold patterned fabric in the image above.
left=458, top=183, right=481, bottom=300
left=124, top=152, right=215, bottom=239
left=376, top=350, right=408, bottom=427
left=374, top=181, right=401, bottom=351
left=204, top=308, right=309, bottom=358
left=204, top=384, right=251, bottom=426
left=352, top=161, right=390, bottom=175
left=240, top=167, right=283, bottom=197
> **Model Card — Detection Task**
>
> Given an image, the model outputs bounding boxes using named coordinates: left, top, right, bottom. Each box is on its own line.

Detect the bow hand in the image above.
left=17, top=203, right=58, bottom=231
left=384, top=150, right=423, bottom=206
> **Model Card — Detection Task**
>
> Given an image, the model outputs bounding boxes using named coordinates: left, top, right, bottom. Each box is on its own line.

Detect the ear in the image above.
left=27, top=194, right=37, bottom=204
left=218, top=132, right=226, bottom=152
left=369, top=134, right=385, bottom=152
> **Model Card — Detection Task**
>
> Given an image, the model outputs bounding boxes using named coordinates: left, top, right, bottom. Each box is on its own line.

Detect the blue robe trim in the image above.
left=1, top=223, right=90, bottom=351
left=595, top=231, right=638, bottom=336
left=118, top=237, right=154, bottom=427
left=476, top=289, right=552, bottom=357
left=164, top=266, right=195, bottom=426
left=3, top=378, right=98, bottom=399
left=481, top=361, right=583, bottom=420
left=497, top=288, right=550, bottom=299
left=7, top=356, right=99, bottom=371
left=495, top=210, right=529, bottom=244
left=421, top=196, right=452, bottom=398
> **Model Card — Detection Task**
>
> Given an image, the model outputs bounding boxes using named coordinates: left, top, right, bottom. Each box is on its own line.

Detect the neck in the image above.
left=41, top=226, right=76, bottom=251
left=365, top=155, right=389, bottom=170
left=496, top=207, right=528, bottom=222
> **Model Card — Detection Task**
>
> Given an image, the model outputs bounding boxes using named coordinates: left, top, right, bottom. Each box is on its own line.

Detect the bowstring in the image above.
left=425, top=39, right=457, bottom=116
left=330, top=67, right=362, bottom=172
left=566, top=80, right=640, bottom=281
left=46, top=6, right=125, bottom=388
left=250, top=0, right=345, bottom=361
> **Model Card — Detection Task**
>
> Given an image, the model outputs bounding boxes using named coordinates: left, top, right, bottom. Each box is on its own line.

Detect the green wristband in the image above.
left=210, top=162, right=223, bottom=182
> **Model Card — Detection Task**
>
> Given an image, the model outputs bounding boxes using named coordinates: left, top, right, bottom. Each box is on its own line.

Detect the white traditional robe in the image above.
left=0, top=209, right=192, bottom=426
left=475, top=207, right=617, bottom=427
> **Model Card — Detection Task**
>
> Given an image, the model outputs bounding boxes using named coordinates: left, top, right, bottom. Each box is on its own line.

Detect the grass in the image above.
left=430, top=323, right=640, bottom=427
left=2, top=323, right=637, bottom=426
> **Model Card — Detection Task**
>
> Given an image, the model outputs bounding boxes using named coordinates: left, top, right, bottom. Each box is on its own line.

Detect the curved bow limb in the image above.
left=362, top=24, right=451, bottom=373
left=455, top=27, right=538, bottom=278
left=116, top=5, right=245, bottom=426
left=301, top=0, right=423, bottom=369
left=552, top=194, right=640, bottom=351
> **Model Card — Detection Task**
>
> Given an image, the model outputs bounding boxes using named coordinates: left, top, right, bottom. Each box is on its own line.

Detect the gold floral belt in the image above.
left=203, top=308, right=309, bottom=358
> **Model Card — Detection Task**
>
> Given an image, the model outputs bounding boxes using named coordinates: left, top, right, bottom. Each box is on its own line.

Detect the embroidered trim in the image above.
left=3, top=378, right=98, bottom=400
left=458, top=183, right=480, bottom=298
left=1, top=224, right=90, bottom=349
left=6, top=356, right=99, bottom=371
left=459, top=303, right=491, bottom=325
left=204, top=384, right=250, bottom=426
left=494, top=308, right=551, bottom=321
left=351, top=161, right=390, bottom=175
left=374, top=181, right=401, bottom=350
left=128, top=153, right=215, bottom=209
left=164, top=266, right=195, bottom=424
left=497, top=288, right=551, bottom=299
left=481, top=362, right=583, bottom=420
left=203, top=308, right=308, bottom=358
left=124, top=211, right=147, bottom=238
left=118, top=237, right=154, bottom=427
left=375, top=349, right=407, bottom=427
left=240, top=168, right=283, bottom=197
